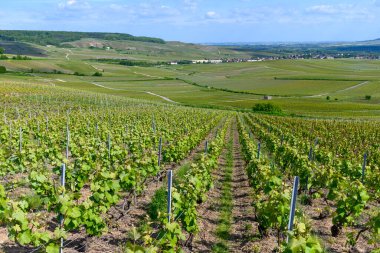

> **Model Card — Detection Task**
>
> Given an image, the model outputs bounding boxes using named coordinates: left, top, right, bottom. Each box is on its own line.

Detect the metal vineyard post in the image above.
left=287, top=176, right=299, bottom=244
left=167, top=170, right=173, bottom=223
left=158, top=137, right=162, bottom=167
left=60, top=164, right=66, bottom=253
left=362, top=152, right=367, bottom=183
left=257, top=142, right=261, bottom=159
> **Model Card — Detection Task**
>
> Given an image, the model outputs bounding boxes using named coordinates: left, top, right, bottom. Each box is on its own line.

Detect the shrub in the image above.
left=177, top=60, right=192, bottom=65
left=326, top=96, right=330, bottom=100
left=0, top=66, right=6, bottom=73
left=53, top=69, right=63, bottom=74
left=365, top=95, right=371, bottom=100
left=147, top=187, right=167, bottom=221
left=12, top=55, right=31, bottom=60
left=21, top=194, right=43, bottom=211
left=74, top=72, right=85, bottom=76
left=252, top=103, right=282, bottom=114
left=93, top=72, right=103, bottom=77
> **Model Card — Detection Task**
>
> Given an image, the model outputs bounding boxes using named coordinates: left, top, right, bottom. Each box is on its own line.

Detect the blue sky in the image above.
left=1, top=0, right=380, bottom=43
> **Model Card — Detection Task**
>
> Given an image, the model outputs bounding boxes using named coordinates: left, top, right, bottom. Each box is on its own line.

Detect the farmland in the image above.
left=2, top=39, right=380, bottom=118
left=0, top=31, right=380, bottom=253
left=0, top=81, right=379, bottom=253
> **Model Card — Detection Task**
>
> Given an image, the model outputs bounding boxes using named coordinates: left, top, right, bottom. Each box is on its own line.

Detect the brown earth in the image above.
left=189, top=123, right=231, bottom=252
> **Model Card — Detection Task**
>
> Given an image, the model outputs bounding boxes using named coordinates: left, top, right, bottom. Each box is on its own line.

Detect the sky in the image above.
left=1, top=0, right=380, bottom=43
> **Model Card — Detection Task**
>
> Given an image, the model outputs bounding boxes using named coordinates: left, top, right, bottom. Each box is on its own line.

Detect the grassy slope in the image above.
left=1, top=40, right=380, bottom=118
left=65, top=38, right=251, bottom=61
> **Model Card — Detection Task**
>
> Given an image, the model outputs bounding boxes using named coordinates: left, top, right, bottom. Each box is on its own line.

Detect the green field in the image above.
left=1, top=41, right=380, bottom=118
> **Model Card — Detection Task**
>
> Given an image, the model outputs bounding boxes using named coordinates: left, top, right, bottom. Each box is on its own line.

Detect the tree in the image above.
left=365, top=95, right=371, bottom=100
left=0, top=47, right=4, bottom=54
left=0, top=66, right=6, bottom=73
left=252, top=103, right=282, bottom=114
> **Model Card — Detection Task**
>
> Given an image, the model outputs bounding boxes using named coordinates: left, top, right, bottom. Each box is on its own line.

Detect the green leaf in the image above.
left=67, top=207, right=81, bottom=218
left=17, top=230, right=32, bottom=245
left=46, top=243, right=60, bottom=253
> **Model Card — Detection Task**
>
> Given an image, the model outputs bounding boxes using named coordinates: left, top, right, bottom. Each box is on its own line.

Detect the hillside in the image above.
left=0, top=40, right=46, bottom=56
left=65, top=38, right=250, bottom=61
left=0, top=30, right=251, bottom=60
left=0, top=30, right=165, bottom=46
left=3, top=30, right=380, bottom=60
left=1, top=30, right=380, bottom=118
left=348, top=38, right=380, bottom=45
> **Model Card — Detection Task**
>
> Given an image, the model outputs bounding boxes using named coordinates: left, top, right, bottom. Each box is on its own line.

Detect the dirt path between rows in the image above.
left=229, top=122, right=255, bottom=252
left=191, top=119, right=258, bottom=252
left=190, top=121, right=232, bottom=252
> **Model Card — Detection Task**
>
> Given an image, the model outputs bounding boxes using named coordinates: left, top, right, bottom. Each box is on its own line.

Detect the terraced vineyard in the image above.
left=0, top=82, right=379, bottom=253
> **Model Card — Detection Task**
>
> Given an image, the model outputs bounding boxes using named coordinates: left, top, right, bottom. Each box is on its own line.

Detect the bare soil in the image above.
left=229, top=124, right=256, bottom=252
left=191, top=120, right=262, bottom=253
left=190, top=126, right=231, bottom=252
left=301, top=197, right=378, bottom=253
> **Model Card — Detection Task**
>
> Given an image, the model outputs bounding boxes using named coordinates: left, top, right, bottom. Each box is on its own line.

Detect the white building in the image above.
left=192, top=59, right=222, bottom=64
left=264, top=95, right=272, bottom=100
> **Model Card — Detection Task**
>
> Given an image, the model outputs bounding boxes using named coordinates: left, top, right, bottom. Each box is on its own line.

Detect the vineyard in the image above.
left=0, top=81, right=379, bottom=253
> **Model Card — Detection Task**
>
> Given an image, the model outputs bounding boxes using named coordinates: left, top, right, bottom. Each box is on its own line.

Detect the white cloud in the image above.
left=205, top=11, right=217, bottom=19
left=306, top=5, right=337, bottom=14
left=58, top=0, right=90, bottom=9
left=99, top=3, right=183, bottom=25
left=221, top=4, right=375, bottom=25
left=67, top=0, right=76, bottom=6
left=109, top=4, right=123, bottom=11
left=35, top=1, right=379, bottom=33
left=305, top=4, right=374, bottom=22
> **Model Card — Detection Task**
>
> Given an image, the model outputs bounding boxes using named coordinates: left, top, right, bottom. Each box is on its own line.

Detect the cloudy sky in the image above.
left=1, top=0, right=380, bottom=43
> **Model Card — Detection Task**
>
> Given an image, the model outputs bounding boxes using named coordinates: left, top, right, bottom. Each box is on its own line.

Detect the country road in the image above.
left=145, top=91, right=178, bottom=103
left=90, top=82, right=179, bottom=103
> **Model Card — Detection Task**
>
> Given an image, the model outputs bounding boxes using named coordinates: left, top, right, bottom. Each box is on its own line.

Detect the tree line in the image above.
left=0, top=30, right=165, bottom=46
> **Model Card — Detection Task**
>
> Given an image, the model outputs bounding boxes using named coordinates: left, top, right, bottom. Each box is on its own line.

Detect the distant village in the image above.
left=170, top=53, right=380, bottom=65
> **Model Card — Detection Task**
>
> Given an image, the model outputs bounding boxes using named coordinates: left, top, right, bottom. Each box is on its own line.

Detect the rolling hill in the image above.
left=0, top=30, right=251, bottom=60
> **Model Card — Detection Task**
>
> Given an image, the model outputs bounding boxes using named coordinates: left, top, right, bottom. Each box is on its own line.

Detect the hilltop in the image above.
left=0, top=30, right=251, bottom=61
left=0, top=30, right=165, bottom=45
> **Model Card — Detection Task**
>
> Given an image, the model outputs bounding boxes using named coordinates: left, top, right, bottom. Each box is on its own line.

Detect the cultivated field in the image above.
left=0, top=33, right=379, bottom=253
left=2, top=48, right=380, bottom=118
left=0, top=82, right=378, bottom=253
